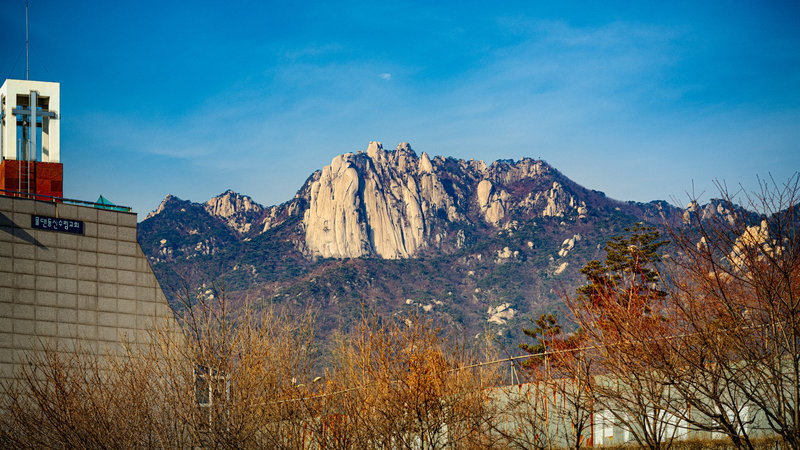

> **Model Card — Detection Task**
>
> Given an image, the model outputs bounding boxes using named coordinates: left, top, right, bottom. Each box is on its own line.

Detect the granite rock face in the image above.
left=683, top=198, right=752, bottom=226
left=303, top=142, right=460, bottom=259
left=301, top=142, right=593, bottom=258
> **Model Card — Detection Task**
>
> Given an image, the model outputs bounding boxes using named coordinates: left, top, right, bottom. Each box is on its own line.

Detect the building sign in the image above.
left=31, top=215, right=84, bottom=234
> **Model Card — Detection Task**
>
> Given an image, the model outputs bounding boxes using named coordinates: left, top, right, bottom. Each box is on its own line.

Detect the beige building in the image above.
left=0, top=194, right=177, bottom=381
left=0, top=76, right=176, bottom=382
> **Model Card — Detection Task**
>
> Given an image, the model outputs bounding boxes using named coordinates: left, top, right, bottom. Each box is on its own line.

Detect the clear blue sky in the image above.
left=2, top=1, right=798, bottom=216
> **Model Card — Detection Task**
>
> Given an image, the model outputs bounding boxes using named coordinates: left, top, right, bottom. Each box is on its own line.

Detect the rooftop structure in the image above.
left=0, top=79, right=62, bottom=199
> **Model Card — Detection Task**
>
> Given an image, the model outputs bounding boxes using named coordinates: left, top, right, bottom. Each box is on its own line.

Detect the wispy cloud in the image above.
left=58, top=5, right=800, bottom=213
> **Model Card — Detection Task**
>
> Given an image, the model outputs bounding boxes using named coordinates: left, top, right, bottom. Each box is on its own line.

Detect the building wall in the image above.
left=491, top=379, right=774, bottom=447
left=0, top=195, right=177, bottom=380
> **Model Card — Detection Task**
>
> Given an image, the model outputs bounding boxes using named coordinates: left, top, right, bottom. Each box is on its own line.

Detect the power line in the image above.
left=251, top=317, right=792, bottom=406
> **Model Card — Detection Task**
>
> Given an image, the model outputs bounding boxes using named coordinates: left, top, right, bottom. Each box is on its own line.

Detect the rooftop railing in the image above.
left=0, top=189, right=132, bottom=212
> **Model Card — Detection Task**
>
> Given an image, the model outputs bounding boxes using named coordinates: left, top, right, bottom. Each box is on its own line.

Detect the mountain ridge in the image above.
left=137, top=141, right=727, bottom=344
left=143, top=141, right=683, bottom=256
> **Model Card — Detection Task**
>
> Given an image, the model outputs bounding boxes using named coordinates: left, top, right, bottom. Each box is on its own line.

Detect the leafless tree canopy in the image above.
left=0, top=283, right=511, bottom=449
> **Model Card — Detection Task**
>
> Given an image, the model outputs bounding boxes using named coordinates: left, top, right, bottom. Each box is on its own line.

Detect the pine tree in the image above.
left=518, top=313, right=585, bottom=371
left=577, top=222, right=668, bottom=313
left=518, top=313, right=561, bottom=368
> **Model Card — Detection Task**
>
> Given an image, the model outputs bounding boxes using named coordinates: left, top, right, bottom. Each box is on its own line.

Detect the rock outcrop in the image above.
left=205, top=190, right=264, bottom=235
left=303, top=142, right=460, bottom=259
left=143, top=141, right=687, bottom=264
left=301, top=141, right=599, bottom=259
left=144, top=194, right=176, bottom=221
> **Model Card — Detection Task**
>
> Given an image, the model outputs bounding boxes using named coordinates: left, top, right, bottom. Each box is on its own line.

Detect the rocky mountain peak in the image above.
left=683, top=198, right=754, bottom=226
left=418, top=151, right=434, bottom=174
left=300, top=141, right=598, bottom=260
left=144, top=194, right=180, bottom=221
left=205, top=190, right=263, bottom=217
left=205, top=190, right=264, bottom=235
left=366, top=140, right=384, bottom=160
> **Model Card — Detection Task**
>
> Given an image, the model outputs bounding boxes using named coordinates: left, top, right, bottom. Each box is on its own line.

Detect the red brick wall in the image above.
left=0, top=160, right=63, bottom=198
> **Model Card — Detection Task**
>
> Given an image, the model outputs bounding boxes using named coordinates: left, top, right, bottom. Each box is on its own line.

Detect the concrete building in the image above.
left=0, top=77, right=176, bottom=382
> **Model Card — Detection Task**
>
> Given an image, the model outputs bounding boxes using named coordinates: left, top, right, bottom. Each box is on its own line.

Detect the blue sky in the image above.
left=1, top=1, right=798, bottom=216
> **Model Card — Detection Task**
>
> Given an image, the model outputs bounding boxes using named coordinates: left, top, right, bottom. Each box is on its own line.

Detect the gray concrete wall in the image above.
left=0, top=195, right=177, bottom=380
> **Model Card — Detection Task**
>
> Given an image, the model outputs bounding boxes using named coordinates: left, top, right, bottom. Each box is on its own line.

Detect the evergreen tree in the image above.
left=518, top=223, right=666, bottom=371
left=518, top=313, right=561, bottom=368
left=518, top=313, right=584, bottom=371
left=577, top=222, right=668, bottom=312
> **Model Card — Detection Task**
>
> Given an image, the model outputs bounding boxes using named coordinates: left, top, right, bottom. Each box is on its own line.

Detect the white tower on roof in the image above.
left=0, top=3, right=64, bottom=198
left=0, top=79, right=60, bottom=163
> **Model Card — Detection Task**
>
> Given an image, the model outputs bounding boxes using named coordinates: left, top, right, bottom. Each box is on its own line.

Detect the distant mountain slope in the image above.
left=138, top=141, right=709, bottom=345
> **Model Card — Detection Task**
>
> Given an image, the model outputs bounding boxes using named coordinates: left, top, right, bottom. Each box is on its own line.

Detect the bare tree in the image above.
left=516, top=313, right=594, bottom=449
left=566, top=223, right=690, bottom=449
left=0, top=340, right=188, bottom=448
left=663, top=175, right=800, bottom=449
left=320, top=313, right=504, bottom=449
left=0, top=280, right=322, bottom=449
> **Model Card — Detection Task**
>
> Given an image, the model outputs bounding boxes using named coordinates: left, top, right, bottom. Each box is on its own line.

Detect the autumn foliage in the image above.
left=0, top=282, right=508, bottom=449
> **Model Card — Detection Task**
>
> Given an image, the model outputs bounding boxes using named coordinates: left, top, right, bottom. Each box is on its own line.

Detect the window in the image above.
left=663, top=412, right=688, bottom=440
left=594, top=410, right=615, bottom=446
left=195, top=365, right=230, bottom=408
left=712, top=404, right=750, bottom=440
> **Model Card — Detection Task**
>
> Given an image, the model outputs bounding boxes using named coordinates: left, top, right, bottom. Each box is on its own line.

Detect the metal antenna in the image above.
left=26, top=1, right=30, bottom=80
